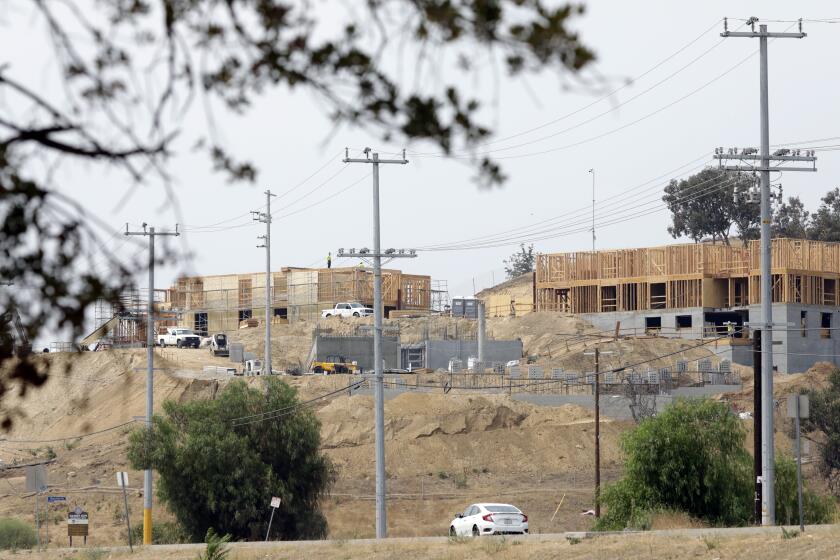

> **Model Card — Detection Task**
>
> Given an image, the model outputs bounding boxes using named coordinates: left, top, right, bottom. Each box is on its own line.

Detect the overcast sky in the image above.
left=4, top=1, right=839, bottom=303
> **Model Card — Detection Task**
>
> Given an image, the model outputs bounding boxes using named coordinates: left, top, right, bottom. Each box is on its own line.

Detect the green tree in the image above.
left=504, top=243, right=535, bottom=279
left=773, top=196, right=811, bottom=239
left=774, top=454, right=836, bottom=525
left=0, top=1, right=596, bottom=426
left=808, top=188, right=840, bottom=241
left=662, top=168, right=758, bottom=244
left=128, top=378, right=333, bottom=541
left=598, top=399, right=753, bottom=530
left=598, top=398, right=836, bottom=531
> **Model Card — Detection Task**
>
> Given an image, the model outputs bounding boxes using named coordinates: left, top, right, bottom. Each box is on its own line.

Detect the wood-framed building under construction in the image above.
left=161, top=266, right=431, bottom=334
left=535, top=239, right=840, bottom=374
left=536, top=239, right=840, bottom=314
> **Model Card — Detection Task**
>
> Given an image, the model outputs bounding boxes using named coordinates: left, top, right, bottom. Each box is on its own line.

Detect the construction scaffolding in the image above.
left=430, top=279, right=450, bottom=314
left=536, top=238, right=840, bottom=314
left=85, top=288, right=170, bottom=348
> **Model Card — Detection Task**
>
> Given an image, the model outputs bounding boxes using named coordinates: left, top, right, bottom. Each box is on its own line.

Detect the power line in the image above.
left=420, top=172, right=740, bottom=251
left=0, top=420, right=138, bottom=445
left=407, top=18, right=727, bottom=157
left=417, top=161, right=708, bottom=251
left=184, top=150, right=342, bottom=231
left=229, top=380, right=365, bottom=426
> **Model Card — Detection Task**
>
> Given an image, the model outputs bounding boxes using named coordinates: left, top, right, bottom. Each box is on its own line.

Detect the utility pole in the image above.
left=124, top=223, right=179, bottom=545
left=716, top=16, right=814, bottom=525
left=588, top=168, right=595, bottom=251
left=477, top=301, right=486, bottom=367
left=584, top=345, right=613, bottom=518
left=339, top=147, right=415, bottom=538
left=253, top=190, right=277, bottom=375
left=594, top=347, right=600, bottom=517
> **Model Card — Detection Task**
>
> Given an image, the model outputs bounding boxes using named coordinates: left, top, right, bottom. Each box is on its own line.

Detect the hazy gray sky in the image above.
left=4, top=1, right=839, bottom=301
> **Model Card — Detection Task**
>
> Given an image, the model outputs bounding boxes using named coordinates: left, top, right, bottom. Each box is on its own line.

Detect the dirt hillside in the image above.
left=1, top=314, right=830, bottom=545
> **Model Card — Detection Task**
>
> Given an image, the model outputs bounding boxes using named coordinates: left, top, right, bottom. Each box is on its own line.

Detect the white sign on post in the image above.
left=787, top=395, right=810, bottom=419
left=116, top=472, right=129, bottom=488
left=270, top=496, right=281, bottom=509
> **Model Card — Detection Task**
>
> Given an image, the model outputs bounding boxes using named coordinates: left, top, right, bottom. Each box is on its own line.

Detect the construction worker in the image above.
left=726, top=321, right=735, bottom=337
left=327, top=252, right=332, bottom=269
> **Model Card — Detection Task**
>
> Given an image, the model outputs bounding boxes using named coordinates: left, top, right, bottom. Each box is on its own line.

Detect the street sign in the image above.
left=25, top=464, right=47, bottom=493
left=116, top=472, right=129, bottom=488
left=116, top=472, right=133, bottom=551
left=266, top=497, right=282, bottom=541
left=787, top=394, right=810, bottom=419
left=47, top=496, right=66, bottom=503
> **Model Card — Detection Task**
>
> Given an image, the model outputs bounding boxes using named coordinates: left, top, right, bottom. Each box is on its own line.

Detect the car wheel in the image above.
left=472, top=526, right=480, bottom=537
left=325, top=314, right=332, bottom=318
left=159, top=340, right=165, bottom=347
left=449, top=526, right=456, bottom=537
left=313, top=366, right=323, bottom=374
left=176, top=340, right=182, bottom=348
left=353, top=312, right=360, bottom=317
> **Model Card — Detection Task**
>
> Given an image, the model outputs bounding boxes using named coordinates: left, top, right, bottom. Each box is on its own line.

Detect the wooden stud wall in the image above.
left=536, top=238, right=840, bottom=313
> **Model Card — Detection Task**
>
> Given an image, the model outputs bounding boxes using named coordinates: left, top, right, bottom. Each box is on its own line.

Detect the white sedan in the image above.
left=449, top=503, right=529, bottom=537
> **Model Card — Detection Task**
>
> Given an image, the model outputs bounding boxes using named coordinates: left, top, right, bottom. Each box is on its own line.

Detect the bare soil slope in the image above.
left=1, top=314, right=824, bottom=546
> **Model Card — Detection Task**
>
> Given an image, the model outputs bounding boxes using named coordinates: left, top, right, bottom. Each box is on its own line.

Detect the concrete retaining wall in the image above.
left=314, top=335, right=400, bottom=371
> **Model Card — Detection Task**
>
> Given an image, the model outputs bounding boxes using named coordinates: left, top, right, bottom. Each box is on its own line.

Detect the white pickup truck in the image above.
left=158, top=327, right=201, bottom=348
left=321, top=302, right=374, bottom=318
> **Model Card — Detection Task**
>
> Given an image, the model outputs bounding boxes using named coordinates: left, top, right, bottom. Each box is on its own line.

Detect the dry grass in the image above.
left=3, top=526, right=840, bottom=560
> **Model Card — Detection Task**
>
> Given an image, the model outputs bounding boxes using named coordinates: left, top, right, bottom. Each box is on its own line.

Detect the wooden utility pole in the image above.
left=584, top=344, right=612, bottom=518
left=594, top=346, right=601, bottom=518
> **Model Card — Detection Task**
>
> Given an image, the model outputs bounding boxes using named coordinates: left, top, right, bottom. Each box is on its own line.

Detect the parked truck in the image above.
left=321, top=302, right=374, bottom=318
left=158, top=327, right=201, bottom=348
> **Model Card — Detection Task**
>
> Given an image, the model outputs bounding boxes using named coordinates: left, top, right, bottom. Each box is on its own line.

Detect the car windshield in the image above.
left=175, top=329, right=193, bottom=335
left=349, top=303, right=363, bottom=308
left=485, top=505, right=520, bottom=513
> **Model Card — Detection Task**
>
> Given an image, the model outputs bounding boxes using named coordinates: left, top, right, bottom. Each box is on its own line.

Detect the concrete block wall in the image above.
left=314, top=335, right=400, bottom=371
left=582, top=303, right=840, bottom=374
left=580, top=307, right=707, bottom=339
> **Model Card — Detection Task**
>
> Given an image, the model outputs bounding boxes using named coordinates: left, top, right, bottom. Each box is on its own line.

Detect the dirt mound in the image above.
left=476, top=272, right=534, bottom=299
left=316, top=391, right=620, bottom=483
left=726, top=360, right=836, bottom=413
left=319, top=393, right=596, bottom=448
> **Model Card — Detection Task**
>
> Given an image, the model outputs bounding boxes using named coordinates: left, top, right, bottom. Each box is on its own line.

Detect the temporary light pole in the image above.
left=715, top=17, right=813, bottom=525
left=124, top=223, right=180, bottom=544
left=253, top=190, right=277, bottom=375
left=588, top=168, right=595, bottom=251
left=339, top=147, right=414, bottom=538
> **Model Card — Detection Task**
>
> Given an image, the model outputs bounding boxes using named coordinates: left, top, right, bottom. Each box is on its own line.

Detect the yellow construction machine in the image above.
left=311, top=355, right=360, bottom=374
